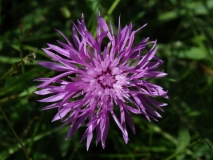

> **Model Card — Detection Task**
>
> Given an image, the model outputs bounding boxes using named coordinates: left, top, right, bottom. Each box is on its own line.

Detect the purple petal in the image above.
left=38, top=61, right=71, bottom=71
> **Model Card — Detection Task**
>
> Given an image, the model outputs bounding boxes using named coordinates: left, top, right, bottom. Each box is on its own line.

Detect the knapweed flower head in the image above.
left=35, top=13, right=168, bottom=150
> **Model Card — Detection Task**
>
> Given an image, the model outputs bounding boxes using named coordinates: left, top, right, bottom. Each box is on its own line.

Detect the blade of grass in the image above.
left=104, top=0, right=120, bottom=21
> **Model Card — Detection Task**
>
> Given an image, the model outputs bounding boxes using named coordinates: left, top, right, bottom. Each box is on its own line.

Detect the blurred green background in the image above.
left=1, top=0, right=213, bottom=159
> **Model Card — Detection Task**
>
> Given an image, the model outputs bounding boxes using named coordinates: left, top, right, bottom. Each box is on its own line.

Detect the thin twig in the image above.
left=0, top=50, right=37, bottom=82
left=0, top=106, right=31, bottom=160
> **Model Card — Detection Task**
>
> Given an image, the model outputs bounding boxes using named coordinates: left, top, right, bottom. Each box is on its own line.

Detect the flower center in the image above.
left=97, top=71, right=116, bottom=89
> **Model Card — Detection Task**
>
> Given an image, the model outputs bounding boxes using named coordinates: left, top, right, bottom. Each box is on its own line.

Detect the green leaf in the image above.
left=19, top=86, right=37, bottom=97
left=60, top=6, right=71, bottom=18
left=173, top=47, right=207, bottom=60
left=176, top=126, right=190, bottom=160
left=10, top=44, right=20, bottom=51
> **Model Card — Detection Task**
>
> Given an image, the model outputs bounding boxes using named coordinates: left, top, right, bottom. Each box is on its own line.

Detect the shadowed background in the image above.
left=0, top=0, right=213, bottom=159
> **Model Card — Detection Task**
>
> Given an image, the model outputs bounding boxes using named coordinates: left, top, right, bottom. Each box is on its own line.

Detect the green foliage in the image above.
left=1, top=0, right=213, bottom=159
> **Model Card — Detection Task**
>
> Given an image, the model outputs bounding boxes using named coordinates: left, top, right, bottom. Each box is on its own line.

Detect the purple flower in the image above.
left=35, top=13, right=168, bottom=150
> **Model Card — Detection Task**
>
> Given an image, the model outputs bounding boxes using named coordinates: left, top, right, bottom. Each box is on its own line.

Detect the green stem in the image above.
left=0, top=71, right=11, bottom=82
left=0, top=106, right=31, bottom=160
left=107, top=0, right=120, bottom=15
left=104, top=0, right=120, bottom=21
